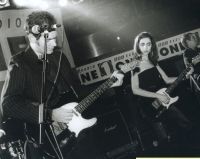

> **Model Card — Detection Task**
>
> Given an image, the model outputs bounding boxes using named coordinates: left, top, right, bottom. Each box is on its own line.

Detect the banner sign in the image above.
left=77, top=28, right=200, bottom=85
left=77, top=50, right=134, bottom=85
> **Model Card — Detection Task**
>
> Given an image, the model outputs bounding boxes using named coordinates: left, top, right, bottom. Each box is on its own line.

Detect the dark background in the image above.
left=61, top=0, right=200, bottom=66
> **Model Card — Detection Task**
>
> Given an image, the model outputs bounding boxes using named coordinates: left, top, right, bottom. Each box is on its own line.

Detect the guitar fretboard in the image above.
left=165, top=66, right=191, bottom=94
left=74, top=76, right=118, bottom=113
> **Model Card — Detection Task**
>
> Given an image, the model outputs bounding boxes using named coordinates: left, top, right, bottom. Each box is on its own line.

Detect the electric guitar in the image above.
left=24, top=61, right=139, bottom=159
left=52, top=60, right=139, bottom=138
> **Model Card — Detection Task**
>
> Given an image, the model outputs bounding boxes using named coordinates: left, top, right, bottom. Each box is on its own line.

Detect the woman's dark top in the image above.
left=137, top=66, right=166, bottom=117
left=138, top=67, right=165, bottom=91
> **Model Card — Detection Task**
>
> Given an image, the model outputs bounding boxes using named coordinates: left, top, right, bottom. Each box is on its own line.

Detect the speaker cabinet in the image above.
left=94, top=109, right=138, bottom=158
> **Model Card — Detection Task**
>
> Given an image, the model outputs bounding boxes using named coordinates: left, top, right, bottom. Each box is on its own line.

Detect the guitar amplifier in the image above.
left=93, top=109, right=138, bottom=158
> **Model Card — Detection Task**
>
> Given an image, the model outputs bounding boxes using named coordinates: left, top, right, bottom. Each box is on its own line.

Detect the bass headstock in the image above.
left=119, top=60, right=140, bottom=74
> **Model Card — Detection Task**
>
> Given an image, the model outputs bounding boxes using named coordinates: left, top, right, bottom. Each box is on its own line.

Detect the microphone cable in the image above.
left=46, top=24, right=65, bottom=106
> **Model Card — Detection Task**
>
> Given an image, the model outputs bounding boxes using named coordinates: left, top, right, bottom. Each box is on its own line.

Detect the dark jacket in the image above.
left=1, top=46, right=81, bottom=124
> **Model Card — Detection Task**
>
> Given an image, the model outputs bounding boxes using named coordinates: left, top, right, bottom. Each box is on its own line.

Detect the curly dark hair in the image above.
left=133, top=32, right=159, bottom=66
left=181, top=32, right=199, bottom=49
left=25, top=11, right=56, bottom=34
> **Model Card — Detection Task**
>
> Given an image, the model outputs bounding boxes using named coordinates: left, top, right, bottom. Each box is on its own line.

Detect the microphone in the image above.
left=52, top=24, right=61, bottom=29
left=31, top=24, right=61, bottom=34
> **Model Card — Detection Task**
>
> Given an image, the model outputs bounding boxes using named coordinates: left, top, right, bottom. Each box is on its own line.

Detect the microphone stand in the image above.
left=39, top=29, right=64, bottom=159
left=39, top=29, right=48, bottom=145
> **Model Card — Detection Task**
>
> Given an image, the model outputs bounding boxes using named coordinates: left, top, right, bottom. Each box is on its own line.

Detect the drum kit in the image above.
left=0, top=118, right=76, bottom=159
left=0, top=119, right=25, bottom=159
left=0, top=139, right=24, bottom=159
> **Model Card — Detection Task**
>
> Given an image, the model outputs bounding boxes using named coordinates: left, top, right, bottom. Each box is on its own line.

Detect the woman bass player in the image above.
left=130, top=32, right=193, bottom=143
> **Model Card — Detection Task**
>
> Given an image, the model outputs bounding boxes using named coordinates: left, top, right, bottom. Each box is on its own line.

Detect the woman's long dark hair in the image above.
left=133, top=32, right=159, bottom=66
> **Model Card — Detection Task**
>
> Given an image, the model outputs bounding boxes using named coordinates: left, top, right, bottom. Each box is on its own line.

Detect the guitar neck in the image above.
left=73, top=60, right=138, bottom=114
left=165, top=67, right=190, bottom=94
left=74, top=76, right=118, bottom=113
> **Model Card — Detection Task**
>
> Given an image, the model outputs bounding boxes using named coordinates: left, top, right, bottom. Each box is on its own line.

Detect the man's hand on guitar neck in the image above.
left=110, top=71, right=124, bottom=88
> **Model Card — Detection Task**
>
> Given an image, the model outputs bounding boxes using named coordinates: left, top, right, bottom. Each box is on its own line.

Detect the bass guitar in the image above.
left=152, top=55, right=200, bottom=118
left=152, top=65, right=193, bottom=118
left=152, top=53, right=200, bottom=118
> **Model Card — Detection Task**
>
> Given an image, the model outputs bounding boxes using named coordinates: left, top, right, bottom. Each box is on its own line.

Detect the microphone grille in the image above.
left=31, top=25, right=40, bottom=34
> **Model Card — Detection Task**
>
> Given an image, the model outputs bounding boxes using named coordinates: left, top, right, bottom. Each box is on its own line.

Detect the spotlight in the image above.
left=13, top=0, right=49, bottom=9
left=39, top=1, right=49, bottom=10
left=71, top=0, right=83, bottom=5
left=0, top=0, right=10, bottom=8
left=58, top=0, right=68, bottom=7
left=0, top=0, right=8, bottom=6
left=13, top=0, right=28, bottom=7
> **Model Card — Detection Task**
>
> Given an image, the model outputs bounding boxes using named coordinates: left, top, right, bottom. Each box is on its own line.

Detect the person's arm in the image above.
left=156, top=65, right=177, bottom=84
left=184, top=56, right=191, bottom=68
left=183, top=51, right=194, bottom=78
left=131, top=71, right=169, bottom=104
left=1, top=59, right=39, bottom=124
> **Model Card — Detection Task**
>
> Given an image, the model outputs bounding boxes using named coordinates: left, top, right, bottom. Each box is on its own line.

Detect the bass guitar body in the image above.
left=154, top=88, right=179, bottom=109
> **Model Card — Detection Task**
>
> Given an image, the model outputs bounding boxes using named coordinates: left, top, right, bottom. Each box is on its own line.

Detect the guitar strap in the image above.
left=46, top=51, right=63, bottom=105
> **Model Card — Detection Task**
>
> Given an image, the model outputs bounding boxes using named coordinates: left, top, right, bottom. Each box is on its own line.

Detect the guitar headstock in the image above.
left=119, top=60, right=139, bottom=74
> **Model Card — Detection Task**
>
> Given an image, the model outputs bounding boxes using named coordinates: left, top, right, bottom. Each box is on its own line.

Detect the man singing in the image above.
left=1, top=11, right=124, bottom=158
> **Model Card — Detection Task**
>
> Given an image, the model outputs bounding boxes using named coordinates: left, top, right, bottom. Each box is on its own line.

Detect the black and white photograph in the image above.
left=0, top=0, right=200, bottom=158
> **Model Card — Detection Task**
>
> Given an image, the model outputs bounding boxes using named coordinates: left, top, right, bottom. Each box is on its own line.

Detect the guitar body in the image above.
left=151, top=88, right=179, bottom=118
left=53, top=102, right=97, bottom=137
left=156, top=88, right=179, bottom=109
